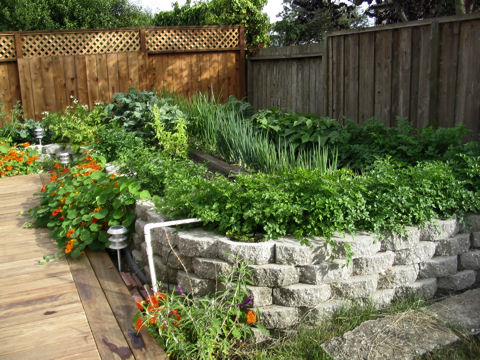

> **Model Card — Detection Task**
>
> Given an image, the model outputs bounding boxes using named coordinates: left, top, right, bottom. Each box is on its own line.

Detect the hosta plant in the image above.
left=29, top=152, right=149, bottom=258
left=0, top=141, right=40, bottom=177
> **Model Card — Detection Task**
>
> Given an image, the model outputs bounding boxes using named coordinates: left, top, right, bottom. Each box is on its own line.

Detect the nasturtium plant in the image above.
left=0, top=141, right=40, bottom=177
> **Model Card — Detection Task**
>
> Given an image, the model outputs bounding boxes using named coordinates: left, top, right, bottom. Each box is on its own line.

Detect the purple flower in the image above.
left=177, top=285, right=185, bottom=296
left=237, top=293, right=253, bottom=308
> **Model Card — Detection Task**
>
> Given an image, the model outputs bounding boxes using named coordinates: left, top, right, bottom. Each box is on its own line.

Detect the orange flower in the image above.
left=65, top=240, right=74, bottom=254
left=26, top=156, right=39, bottom=165
left=66, top=229, right=75, bottom=238
left=156, top=292, right=167, bottom=301
left=54, top=163, right=61, bottom=169
left=93, top=206, right=102, bottom=213
left=5, top=165, right=12, bottom=171
left=147, top=295, right=159, bottom=308
left=109, top=174, right=116, bottom=179
left=51, top=192, right=56, bottom=197
left=135, top=317, right=144, bottom=331
left=22, top=142, right=30, bottom=147
left=136, top=301, right=145, bottom=310
left=40, top=185, right=47, bottom=192
left=59, top=216, right=65, bottom=221
left=114, top=181, right=118, bottom=188
left=52, top=206, right=62, bottom=216
left=246, top=310, right=257, bottom=324
left=149, top=314, right=158, bottom=325
left=49, top=174, right=58, bottom=182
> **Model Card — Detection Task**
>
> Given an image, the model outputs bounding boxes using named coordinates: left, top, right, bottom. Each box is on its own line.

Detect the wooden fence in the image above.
left=248, top=14, right=480, bottom=139
left=0, top=26, right=245, bottom=122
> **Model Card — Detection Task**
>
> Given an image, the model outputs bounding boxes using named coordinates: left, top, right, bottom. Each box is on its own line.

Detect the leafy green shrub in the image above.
left=134, top=254, right=264, bottom=359
left=29, top=153, right=149, bottom=258
left=0, top=141, right=41, bottom=177
left=42, top=100, right=105, bottom=145
left=152, top=104, right=188, bottom=158
left=93, top=124, right=146, bottom=162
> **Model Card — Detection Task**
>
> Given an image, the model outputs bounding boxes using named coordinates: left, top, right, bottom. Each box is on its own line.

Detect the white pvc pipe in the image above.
left=144, top=218, right=202, bottom=292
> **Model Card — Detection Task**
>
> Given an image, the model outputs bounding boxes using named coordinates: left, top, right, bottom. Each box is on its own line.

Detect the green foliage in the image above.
left=92, top=124, right=146, bottom=162
left=0, top=141, right=41, bottom=177
left=152, top=104, right=189, bottom=159
left=29, top=153, right=149, bottom=257
left=0, top=0, right=152, bottom=31
left=0, top=102, right=48, bottom=144
left=42, top=101, right=105, bottom=145
left=153, top=0, right=270, bottom=49
left=134, top=254, right=264, bottom=359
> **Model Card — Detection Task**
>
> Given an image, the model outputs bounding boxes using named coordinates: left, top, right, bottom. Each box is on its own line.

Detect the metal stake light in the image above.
left=107, top=225, right=128, bottom=271
left=58, top=152, right=69, bottom=167
left=34, top=127, right=43, bottom=147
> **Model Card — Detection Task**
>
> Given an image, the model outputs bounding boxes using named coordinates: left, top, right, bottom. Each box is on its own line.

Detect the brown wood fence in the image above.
left=0, top=26, right=245, bottom=123
left=248, top=14, right=480, bottom=139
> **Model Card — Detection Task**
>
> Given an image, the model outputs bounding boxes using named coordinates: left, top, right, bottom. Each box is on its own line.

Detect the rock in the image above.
left=192, top=257, right=232, bottom=280
left=378, top=265, right=418, bottom=289
left=257, top=305, right=300, bottom=329
left=249, top=328, right=271, bottom=344
left=381, top=227, right=421, bottom=251
left=300, top=300, right=350, bottom=325
left=438, top=270, right=476, bottom=291
left=217, top=239, right=275, bottom=265
left=473, top=232, right=480, bottom=248
left=434, top=233, right=471, bottom=256
left=246, top=286, right=273, bottom=307
left=275, top=237, right=314, bottom=265
left=161, top=245, right=192, bottom=271
left=460, top=250, right=480, bottom=270
left=394, top=241, right=436, bottom=265
left=132, top=249, right=146, bottom=267
left=396, top=278, right=438, bottom=300
left=134, top=219, right=146, bottom=237
left=333, top=275, right=377, bottom=299
left=421, top=218, right=460, bottom=241
left=177, top=228, right=219, bottom=258
left=298, top=260, right=352, bottom=285
left=135, top=199, right=156, bottom=220
left=273, top=284, right=331, bottom=307
left=249, top=264, right=299, bottom=287
left=418, top=256, right=458, bottom=279
left=145, top=209, right=168, bottom=224
left=176, top=271, right=215, bottom=297
left=331, top=232, right=381, bottom=258
left=466, top=214, right=480, bottom=232
left=370, top=289, right=395, bottom=309
left=321, top=311, right=459, bottom=360
left=132, top=233, right=144, bottom=248
left=353, top=251, right=395, bottom=276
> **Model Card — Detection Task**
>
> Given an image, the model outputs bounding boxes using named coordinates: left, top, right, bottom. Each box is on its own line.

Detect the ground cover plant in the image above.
left=0, top=141, right=40, bottom=177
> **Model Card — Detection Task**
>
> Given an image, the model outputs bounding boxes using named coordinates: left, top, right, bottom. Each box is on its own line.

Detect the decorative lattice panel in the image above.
left=0, top=35, right=16, bottom=60
left=20, top=30, right=140, bottom=58
left=146, top=27, right=239, bottom=52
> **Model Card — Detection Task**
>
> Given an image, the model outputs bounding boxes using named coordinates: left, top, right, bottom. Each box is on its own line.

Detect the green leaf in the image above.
left=128, top=182, right=141, bottom=195
left=94, top=208, right=108, bottom=219
left=139, top=189, right=150, bottom=200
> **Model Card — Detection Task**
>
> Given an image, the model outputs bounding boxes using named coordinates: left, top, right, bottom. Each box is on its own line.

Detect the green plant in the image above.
left=29, top=152, right=149, bottom=258
left=134, top=253, right=265, bottom=359
left=152, top=103, right=188, bottom=158
left=92, top=124, right=146, bottom=162
left=0, top=141, right=41, bottom=177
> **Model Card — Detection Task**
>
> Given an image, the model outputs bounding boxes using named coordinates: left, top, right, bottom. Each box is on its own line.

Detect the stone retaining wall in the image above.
left=132, top=200, right=480, bottom=332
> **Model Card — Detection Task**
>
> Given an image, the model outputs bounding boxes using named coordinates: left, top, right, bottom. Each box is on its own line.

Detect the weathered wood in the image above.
left=374, top=30, right=393, bottom=125
left=344, top=34, right=359, bottom=121
left=391, top=27, right=412, bottom=122
left=358, top=32, right=375, bottom=123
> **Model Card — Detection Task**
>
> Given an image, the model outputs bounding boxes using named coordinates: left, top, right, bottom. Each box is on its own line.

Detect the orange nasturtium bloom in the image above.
left=246, top=310, right=257, bottom=324
left=22, top=142, right=30, bottom=147
left=66, top=229, right=75, bottom=238
left=135, top=317, right=144, bottom=331
left=65, top=240, right=74, bottom=254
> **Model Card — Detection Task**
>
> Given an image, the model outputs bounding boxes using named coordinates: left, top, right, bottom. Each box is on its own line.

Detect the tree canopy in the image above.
left=0, top=0, right=152, bottom=31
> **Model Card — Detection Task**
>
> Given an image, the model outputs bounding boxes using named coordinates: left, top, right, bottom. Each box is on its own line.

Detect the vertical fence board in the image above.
left=0, top=64, right=10, bottom=114
left=358, top=32, right=375, bottom=123
left=344, top=34, right=359, bottom=121
left=85, top=55, right=99, bottom=108
left=30, top=58, right=45, bottom=120
left=63, top=56, right=77, bottom=104
left=416, top=26, right=432, bottom=128
left=40, top=57, right=57, bottom=114
left=6, top=62, right=21, bottom=113
left=374, top=30, right=393, bottom=125
left=127, top=52, right=139, bottom=91
left=391, top=28, right=412, bottom=122
left=106, top=53, right=119, bottom=101
left=409, top=28, right=421, bottom=127
left=52, top=56, right=67, bottom=112
left=96, top=54, right=108, bottom=103
left=17, top=59, right=34, bottom=120
left=117, top=53, right=129, bottom=94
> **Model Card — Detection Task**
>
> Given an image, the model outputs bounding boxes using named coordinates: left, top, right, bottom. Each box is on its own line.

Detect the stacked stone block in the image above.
left=133, top=200, right=480, bottom=332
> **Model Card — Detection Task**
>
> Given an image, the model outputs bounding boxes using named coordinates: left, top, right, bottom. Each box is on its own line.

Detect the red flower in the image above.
left=52, top=206, right=62, bottom=216
left=136, top=301, right=145, bottom=310
left=91, top=217, right=98, bottom=223
left=147, top=295, right=159, bottom=308
left=149, top=314, right=158, bottom=325
left=135, top=317, right=144, bottom=331
left=54, top=163, right=61, bottom=169
left=40, top=185, right=47, bottom=192
left=59, top=216, right=65, bottom=221
left=66, top=229, right=75, bottom=238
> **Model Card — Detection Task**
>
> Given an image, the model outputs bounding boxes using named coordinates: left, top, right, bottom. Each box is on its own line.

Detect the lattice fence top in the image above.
left=0, top=34, right=16, bottom=60
left=146, top=27, right=239, bottom=52
left=20, top=30, right=140, bottom=57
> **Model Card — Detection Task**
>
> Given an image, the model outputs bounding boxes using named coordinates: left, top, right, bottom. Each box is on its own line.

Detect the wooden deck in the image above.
left=0, top=175, right=166, bottom=360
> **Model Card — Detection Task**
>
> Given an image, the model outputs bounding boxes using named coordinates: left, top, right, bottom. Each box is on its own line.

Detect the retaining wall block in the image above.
left=135, top=219, right=146, bottom=238
left=467, top=214, right=480, bottom=232
left=132, top=233, right=144, bottom=248
left=249, top=328, right=271, bottom=344
left=273, top=283, right=331, bottom=307
left=145, top=209, right=168, bottom=224
left=421, top=218, right=460, bottom=241
left=257, top=305, right=300, bottom=329
left=298, top=259, right=352, bottom=285
left=176, top=229, right=219, bottom=258
left=370, top=289, right=396, bottom=309
left=152, top=255, right=167, bottom=282
left=333, top=275, right=378, bottom=299
left=472, top=232, right=480, bottom=248
left=394, top=241, right=437, bottom=265
left=217, top=239, right=275, bottom=265
left=378, top=265, right=419, bottom=289
left=161, top=245, right=193, bottom=271
left=192, top=257, right=232, bottom=280
left=434, top=233, right=471, bottom=256
left=300, top=300, right=350, bottom=325
left=246, top=285, right=273, bottom=307
left=437, top=270, right=476, bottom=291
left=381, top=227, right=421, bottom=251
left=151, top=226, right=179, bottom=252
left=249, top=264, right=299, bottom=287
left=132, top=248, right=146, bottom=268
left=459, top=250, right=480, bottom=270
left=353, top=251, right=395, bottom=276
left=418, top=255, right=458, bottom=279
left=177, top=271, right=216, bottom=297
left=135, top=199, right=156, bottom=220
left=395, top=278, right=437, bottom=299
left=275, top=237, right=314, bottom=265
left=332, top=232, right=381, bottom=258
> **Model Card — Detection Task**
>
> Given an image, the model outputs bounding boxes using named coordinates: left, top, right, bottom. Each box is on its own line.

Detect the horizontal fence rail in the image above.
left=0, top=26, right=245, bottom=122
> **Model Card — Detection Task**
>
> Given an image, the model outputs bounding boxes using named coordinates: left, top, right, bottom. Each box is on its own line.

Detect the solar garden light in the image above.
left=34, top=127, right=43, bottom=147
left=58, top=152, right=70, bottom=167
left=107, top=225, right=128, bottom=271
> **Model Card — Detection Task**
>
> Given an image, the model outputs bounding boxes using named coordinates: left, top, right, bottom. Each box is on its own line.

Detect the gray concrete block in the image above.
left=176, top=271, right=215, bottom=297
left=472, top=232, right=480, bottom=248
left=145, top=209, right=167, bottom=224
left=378, top=265, right=418, bottom=289
left=249, top=264, right=299, bottom=287
left=299, top=260, right=352, bottom=284
left=217, top=239, right=275, bottom=265
left=135, top=219, right=146, bottom=236
left=434, top=233, right=471, bottom=256
left=331, top=232, right=381, bottom=258
left=275, top=237, right=314, bottom=265
left=418, top=256, right=458, bottom=279
left=395, top=278, right=438, bottom=300
left=135, top=199, right=155, bottom=220
left=161, top=245, right=193, bottom=271
left=151, top=226, right=179, bottom=251
left=273, top=284, right=331, bottom=307
left=132, top=233, right=144, bottom=248
left=438, top=270, right=476, bottom=291
left=177, top=228, right=219, bottom=258
left=460, top=250, right=480, bottom=270
left=394, top=241, right=436, bottom=265
left=333, top=275, right=377, bottom=299
left=132, top=248, right=146, bottom=267
left=246, top=285, right=273, bottom=307
left=370, top=289, right=395, bottom=309
left=467, top=214, right=480, bottom=232
left=257, top=305, right=300, bottom=329
left=381, top=227, right=421, bottom=251
left=192, top=257, right=232, bottom=280
left=421, top=218, right=460, bottom=241
left=300, top=300, right=350, bottom=325
left=353, top=251, right=395, bottom=276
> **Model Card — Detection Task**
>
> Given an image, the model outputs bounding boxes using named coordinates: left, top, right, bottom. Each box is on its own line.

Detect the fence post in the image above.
left=428, top=20, right=440, bottom=128
left=239, top=26, right=246, bottom=99
left=138, top=28, right=148, bottom=91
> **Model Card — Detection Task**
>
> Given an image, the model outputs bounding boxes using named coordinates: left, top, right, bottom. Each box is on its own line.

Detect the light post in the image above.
left=34, top=127, right=43, bottom=148
left=107, top=225, right=128, bottom=271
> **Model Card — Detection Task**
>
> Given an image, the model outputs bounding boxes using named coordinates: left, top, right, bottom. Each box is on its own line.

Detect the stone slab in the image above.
left=473, top=232, right=480, bottom=248
left=301, top=300, right=350, bottom=325
left=459, top=250, right=480, bottom=270
left=381, top=227, right=421, bottom=251
left=421, top=218, right=460, bottom=241
left=257, top=305, right=300, bottom=329
left=177, top=228, right=220, bottom=258
left=394, top=241, right=436, bottom=265
left=395, top=278, right=437, bottom=300
left=299, top=260, right=352, bottom=285
left=378, top=265, right=418, bottom=289
left=418, top=256, right=458, bottom=279
left=333, top=275, right=377, bottom=299
left=192, top=257, right=232, bottom=280
left=331, top=232, right=381, bottom=258
left=437, top=270, right=476, bottom=291
left=246, top=285, right=273, bottom=307
left=353, top=251, right=395, bottom=276
left=434, top=233, right=471, bottom=256
left=249, top=264, right=299, bottom=287
left=217, top=239, right=275, bottom=265
left=273, top=283, right=331, bottom=307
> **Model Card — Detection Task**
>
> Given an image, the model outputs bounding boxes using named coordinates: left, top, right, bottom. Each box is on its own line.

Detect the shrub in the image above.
left=0, top=141, right=41, bottom=177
